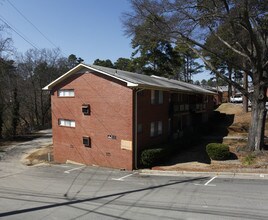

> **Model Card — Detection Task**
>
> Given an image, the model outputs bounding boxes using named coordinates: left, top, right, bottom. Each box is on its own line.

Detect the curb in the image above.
left=139, top=169, right=268, bottom=179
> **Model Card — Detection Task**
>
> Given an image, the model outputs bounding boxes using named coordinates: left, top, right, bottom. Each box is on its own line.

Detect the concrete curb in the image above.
left=139, top=169, right=268, bottom=179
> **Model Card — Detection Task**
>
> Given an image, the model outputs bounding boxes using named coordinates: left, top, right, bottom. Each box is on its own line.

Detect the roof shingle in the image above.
left=43, top=63, right=215, bottom=95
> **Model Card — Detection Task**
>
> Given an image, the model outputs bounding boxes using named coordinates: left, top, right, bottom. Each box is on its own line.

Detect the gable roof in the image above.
left=43, top=63, right=215, bottom=95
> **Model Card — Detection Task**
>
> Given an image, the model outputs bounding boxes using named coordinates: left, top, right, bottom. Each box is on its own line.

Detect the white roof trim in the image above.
left=43, top=63, right=138, bottom=90
left=43, top=64, right=88, bottom=90
left=127, top=82, right=139, bottom=87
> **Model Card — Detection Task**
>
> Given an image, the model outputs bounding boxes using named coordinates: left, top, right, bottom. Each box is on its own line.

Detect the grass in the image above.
left=242, top=154, right=256, bottom=166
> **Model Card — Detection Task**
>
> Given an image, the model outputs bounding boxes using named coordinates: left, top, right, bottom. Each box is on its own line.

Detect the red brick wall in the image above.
left=136, top=91, right=215, bottom=152
left=137, top=90, right=169, bottom=149
left=51, top=71, right=134, bottom=170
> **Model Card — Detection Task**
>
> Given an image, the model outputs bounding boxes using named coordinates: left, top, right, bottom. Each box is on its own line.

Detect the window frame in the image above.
left=58, top=89, right=75, bottom=97
left=151, top=90, right=163, bottom=104
left=58, top=119, right=76, bottom=128
left=150, top=121, right=163, bottom=137
left=83, top=136, right=91, bottom=147
left=137, top=124, right=143, bottom=133
left=82, top=104, right=90, bottom=115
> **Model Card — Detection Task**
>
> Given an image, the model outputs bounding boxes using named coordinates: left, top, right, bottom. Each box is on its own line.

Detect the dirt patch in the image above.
left=156, top=150, right=268, bottom=173
left=216, top=103, right=243, bottom=115
left=22, top=145, right=53, bottom=166
left=155, top=103, right=268, bottom=173
left=216, top=103, right=251, bottom=129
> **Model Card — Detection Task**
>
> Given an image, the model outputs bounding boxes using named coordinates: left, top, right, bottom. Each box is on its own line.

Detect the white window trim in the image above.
left=58, top=89, right=75, bottom=97
left=58, top=119, right=76, bottom=127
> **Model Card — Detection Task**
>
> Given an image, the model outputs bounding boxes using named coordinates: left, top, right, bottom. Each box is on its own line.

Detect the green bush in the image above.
left=206, top=143, right=230, bottom=160
left=140, top=148, right=165, bottom=167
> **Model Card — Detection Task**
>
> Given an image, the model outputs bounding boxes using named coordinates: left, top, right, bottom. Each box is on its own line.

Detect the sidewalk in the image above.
left=139, top=168, right=268, bottom=179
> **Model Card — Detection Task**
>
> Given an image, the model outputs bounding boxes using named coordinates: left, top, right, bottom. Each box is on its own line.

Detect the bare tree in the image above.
left=16, top=48, right=63, bottom=130
left=0, top=24, right=16, bottom=138
left=123, top=0, right=268, bottom=151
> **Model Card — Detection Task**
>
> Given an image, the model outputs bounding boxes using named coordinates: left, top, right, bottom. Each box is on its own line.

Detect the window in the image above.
left=151, top=90, right=163, bottom=104
left=107, top=134, right=117, bottom=140
left=58, top=119, right=75, bottom=127
left=82, top=104, right=90, bottom=115
left=158, top=121, right=163, bottom=135
left=58, top=89, right=74, bottom=97
left=150, top=121, right=163, bottom=137
left=138, top=124, right=142, bottom=133
left=83, top=136, right=91, bottom=147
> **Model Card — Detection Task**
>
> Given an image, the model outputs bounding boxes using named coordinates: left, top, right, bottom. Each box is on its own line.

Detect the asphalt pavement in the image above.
left=0, top=130, right=268, bottom=219
left=0, top=163, right=268, bottom=219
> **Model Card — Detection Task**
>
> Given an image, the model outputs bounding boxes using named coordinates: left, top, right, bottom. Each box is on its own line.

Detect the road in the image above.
left=0, top=132, right=268, bottom=219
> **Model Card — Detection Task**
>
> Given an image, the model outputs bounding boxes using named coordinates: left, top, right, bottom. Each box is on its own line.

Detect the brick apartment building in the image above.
left=43, top=64, right=215, bottom=170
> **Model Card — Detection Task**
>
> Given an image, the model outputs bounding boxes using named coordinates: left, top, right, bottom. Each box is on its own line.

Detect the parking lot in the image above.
left=0, top=162, right=268, bottom=219
left=1, top=131, right=268, bottom=219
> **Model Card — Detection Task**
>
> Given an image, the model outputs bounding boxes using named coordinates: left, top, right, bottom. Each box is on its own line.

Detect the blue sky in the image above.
left=0, top=0, right=210, bottom=80
left=0, top=0, right=133, bottom=63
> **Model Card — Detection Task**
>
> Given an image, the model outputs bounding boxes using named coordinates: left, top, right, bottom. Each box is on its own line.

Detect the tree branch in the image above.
left=263, top=60, right=268, bottom=69
left=211, top=31, right=251, bottom=61
left=171, top=30, right=254, bottom=77
left=221, top=0, right=230, bottom=13
left=186, top=42, right=248, bottom=96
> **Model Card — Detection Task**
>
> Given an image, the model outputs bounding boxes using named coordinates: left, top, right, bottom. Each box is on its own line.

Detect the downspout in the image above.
left=134, top=88, right=145, bottom=170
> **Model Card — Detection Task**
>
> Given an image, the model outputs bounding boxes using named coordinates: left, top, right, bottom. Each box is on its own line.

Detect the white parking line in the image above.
left=194, top=176, right=217, bottom=186
left=64, top=166, right=86, bottom=174
left=112, top=172, right=137, bottom=181
left=204, top=176, right=217, bottom=186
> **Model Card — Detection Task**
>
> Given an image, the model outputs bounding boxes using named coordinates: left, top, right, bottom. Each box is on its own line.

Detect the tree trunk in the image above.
left=0, top=107, right=3, bottom=139
left=247, top=88, right=266, bottom=151
left=228, top=68, right=232, bottom=102
left=40, top=90, right=45, bottom=127
left=243, top=72, right=248, bottom=113
left=12, top=88, right=20, bottom=137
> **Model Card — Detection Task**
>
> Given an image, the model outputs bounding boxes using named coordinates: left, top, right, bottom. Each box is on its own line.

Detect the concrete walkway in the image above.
left=0, top=129, right=52, bottom=174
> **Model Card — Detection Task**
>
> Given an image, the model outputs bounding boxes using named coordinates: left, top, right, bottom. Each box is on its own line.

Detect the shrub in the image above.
left=140, top=148, right=165, bottom=167
left=206, top=143, right=230, bottom=160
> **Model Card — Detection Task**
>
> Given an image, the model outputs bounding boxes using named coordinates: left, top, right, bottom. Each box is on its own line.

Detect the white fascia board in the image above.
left=127, top=82, right=139, bottom=87
left=42, top=64, right=88, bottom=90
left=43, top=63, right=140, bottom=90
